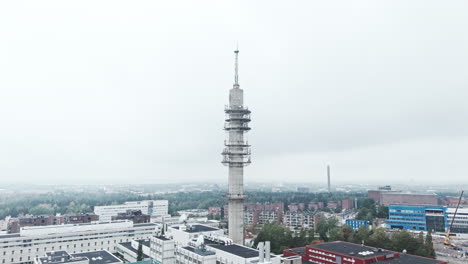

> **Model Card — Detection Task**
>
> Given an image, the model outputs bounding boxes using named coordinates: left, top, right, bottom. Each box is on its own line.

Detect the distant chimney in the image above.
left=327, top=165, right=331, bottom=192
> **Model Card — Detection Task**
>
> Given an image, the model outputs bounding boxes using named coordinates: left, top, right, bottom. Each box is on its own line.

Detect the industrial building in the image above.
left=0, top=221, right=157, bottom=264
left=94, top=200, right=169, bottom=222
left=386, top=205, right=446, bottom=232
left=368, top=190, right=438, bottom=206
left=282, top=241, right=447, bottom=264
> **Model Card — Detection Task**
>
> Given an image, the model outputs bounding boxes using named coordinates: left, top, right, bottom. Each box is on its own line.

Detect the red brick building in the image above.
left=342, top=199, right=354, bottom=210
left=208, top=206, right=222, bottom=216
left=283, top=241, right=447, bottom=264
left=326, top=201, right=340, bottom=210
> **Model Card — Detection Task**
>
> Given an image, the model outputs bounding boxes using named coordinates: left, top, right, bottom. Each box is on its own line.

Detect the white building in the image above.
left=94, top=200, right=169, bottom=222
left=115, top=238, right=151, bottom=262
left=150, top=223, right=280, bottom=264
left=150, top=236, right=175, bottom=264
left=167, top=224, right=224, bottom=247
left=175, top=246, right=216, bottom=264
left=35, top=250, right=122, bottom=264
left=177, top=210, right=209, bottom=217
left=0, top=221, right=157, bottom=264
left=205, top=242, right=280, bottom=264
left=446, top=207, right=468, bottom=235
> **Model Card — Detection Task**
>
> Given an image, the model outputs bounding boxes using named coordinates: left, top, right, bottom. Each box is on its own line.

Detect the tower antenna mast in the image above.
left=234, top=47, right=239, bottom=85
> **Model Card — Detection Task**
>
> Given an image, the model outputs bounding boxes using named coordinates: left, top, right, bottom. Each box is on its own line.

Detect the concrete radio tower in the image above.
left=222, top=49, right=251, bottom=244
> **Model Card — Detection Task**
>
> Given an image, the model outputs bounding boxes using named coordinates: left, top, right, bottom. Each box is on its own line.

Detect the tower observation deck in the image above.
left=222, top=49, right=251, bottom=244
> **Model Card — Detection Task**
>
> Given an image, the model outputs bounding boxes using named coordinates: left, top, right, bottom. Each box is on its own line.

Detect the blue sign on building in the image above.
left=386, top=205, right=446, bottom=232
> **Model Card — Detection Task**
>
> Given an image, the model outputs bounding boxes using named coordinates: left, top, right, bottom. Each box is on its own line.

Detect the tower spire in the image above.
left=234, top=48, right=239, bottom=85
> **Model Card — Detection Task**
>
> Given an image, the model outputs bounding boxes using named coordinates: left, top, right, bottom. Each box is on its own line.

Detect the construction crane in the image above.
left=444, top=190, right=464, bottom=247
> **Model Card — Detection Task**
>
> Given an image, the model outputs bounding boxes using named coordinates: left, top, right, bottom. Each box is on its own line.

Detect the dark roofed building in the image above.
left=282, top=241, right=447, bottom=264
left=36, top=250, right=121, bottom=264
left=173, top=224, right=219, bottom=233
left=72, top=250, right=122, bottom=264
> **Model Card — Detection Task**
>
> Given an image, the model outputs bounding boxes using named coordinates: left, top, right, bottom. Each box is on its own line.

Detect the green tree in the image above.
left=376, top=206, right=389, bottom=218
left=367, top=228, right=392, bottom=249
left=352, top=225, right=371, bottom=244
left=328, top=227, right=344, bottom=242
left=391, top=230, right=419, bottom=254
left=315, top=217, right=329, bottom=241
left=137, top=242, right=144, bottom=261
left=424, top=230, right=436, bottom=258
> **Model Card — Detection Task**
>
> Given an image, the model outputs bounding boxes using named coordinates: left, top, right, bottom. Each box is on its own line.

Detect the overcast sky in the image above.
left=1, top=1, right=467, bottom=185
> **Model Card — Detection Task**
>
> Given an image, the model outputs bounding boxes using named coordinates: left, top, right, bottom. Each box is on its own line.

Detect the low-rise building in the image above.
left=94, top=200, right=168, bottom=222
left=176, top=246, right=216, bottom=264
left=167, top=224, right=224, bottom=247
left=283, top=241, right=447, bottom=264
left=115, top=239, right=151, bottom=262
left=111, top=210, right=151, bottom=224
left=35, top=250, right=122, bottom=264
left=345, top=219, right=370, bottom=230
left=8, top=214, right=99, bottom=234
left=208, top=207, right=222, bottom=216
left=177, top=210, right=209, bottom=217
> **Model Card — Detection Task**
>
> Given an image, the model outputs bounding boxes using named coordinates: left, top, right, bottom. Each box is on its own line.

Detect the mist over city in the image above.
left=1, top=1, right=468, bottom=264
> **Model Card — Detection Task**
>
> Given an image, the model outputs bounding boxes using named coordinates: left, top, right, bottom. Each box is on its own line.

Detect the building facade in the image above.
left=282, top=212, right=314, bottom=230
left=386, top=205, right=446, bottom=232
left=345, top=219, right=370, bottom=230
left=446, top=207, right=468, bottom=234
left=0, top=221, right=157, bottom=264
left=94, top=200, right=168, bottom=222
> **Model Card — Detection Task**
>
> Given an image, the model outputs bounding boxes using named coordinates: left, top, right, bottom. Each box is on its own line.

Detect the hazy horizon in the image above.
left=1, top=1, right=468, bottom=185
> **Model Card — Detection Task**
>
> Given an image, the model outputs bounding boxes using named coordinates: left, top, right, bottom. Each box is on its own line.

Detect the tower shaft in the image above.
left=222, top=49, right=251, bottom=244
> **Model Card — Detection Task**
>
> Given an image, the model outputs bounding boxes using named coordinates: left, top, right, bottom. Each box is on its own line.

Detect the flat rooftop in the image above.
left=173, top=224, right=219, bottom=233
left=0, top=234, right=20, bottom=240
left=119, top=242, right=150, bottom=259
left=309, top=242, right=445, bottom=264
left=38, top=251, right=86, bottom=264
left=154, top=236, right=170, bottom=241
left=375, top=254, right=445, bottom=264
left=309, top=241, right=392, bottom=259
left=182, top=246, right=216, bottom=256
left=285, top=247, right=305, bottom=255
left=72, top=250, right=122, bottom=264
left=134, top=223, right=157, bottom=227
left=208, top=244, right=262, bottom=259
left=136, top=239, right=151, bottom=247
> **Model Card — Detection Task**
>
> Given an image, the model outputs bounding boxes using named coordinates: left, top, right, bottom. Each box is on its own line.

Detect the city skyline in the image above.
left=1, top=1, right=468, bottom=184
